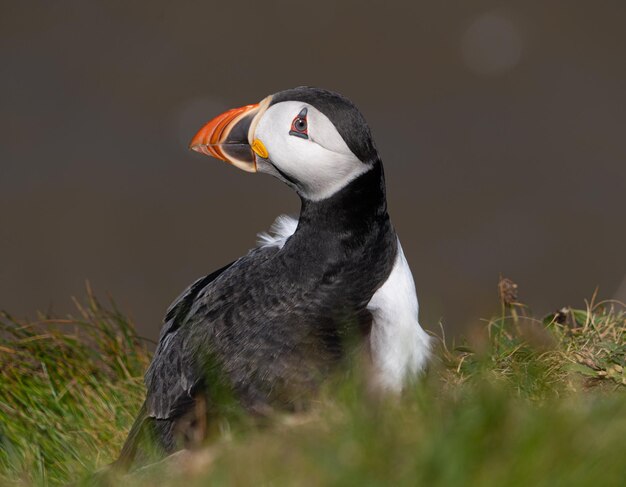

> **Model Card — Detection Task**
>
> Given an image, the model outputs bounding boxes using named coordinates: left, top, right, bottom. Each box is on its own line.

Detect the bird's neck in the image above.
left=297, top=159, right=389, bottom=236
left=285, top=159, right=397, bottom=309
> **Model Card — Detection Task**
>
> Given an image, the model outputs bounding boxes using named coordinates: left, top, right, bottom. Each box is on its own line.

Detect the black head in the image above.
left=270, top=87, right=379, bottom=167
left=190, top=86, right=381, bottom=200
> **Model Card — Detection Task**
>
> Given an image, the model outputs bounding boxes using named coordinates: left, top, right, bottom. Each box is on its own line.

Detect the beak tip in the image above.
left=189, top=144, right=213, bottom=158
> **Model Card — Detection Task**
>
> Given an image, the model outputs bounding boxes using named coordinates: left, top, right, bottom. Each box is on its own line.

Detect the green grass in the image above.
left=0, top=288, right=151, bottom=485
left=1, top=288, right=624, bottom=486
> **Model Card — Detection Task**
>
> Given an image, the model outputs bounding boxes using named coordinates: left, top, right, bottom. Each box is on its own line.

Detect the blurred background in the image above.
left=1, top=1, right=625, bottom=339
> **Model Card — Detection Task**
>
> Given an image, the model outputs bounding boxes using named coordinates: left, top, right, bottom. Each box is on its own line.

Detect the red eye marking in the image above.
left=289, top=107, right=308, bottom=139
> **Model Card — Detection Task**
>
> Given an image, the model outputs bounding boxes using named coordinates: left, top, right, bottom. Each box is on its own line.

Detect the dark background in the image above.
left=2, top=1, right=625, bottom=339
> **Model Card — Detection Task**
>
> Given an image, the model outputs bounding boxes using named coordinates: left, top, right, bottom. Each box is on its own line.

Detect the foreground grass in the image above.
left=0, top=290, right=151, bottom=485
left=1, top=289, right=624, bottom=486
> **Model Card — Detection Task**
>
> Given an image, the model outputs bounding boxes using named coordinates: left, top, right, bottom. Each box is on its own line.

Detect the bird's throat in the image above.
left=298, top=160, right=388, bottom=235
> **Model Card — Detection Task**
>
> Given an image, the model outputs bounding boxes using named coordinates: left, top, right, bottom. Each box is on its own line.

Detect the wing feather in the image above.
left=144, top=247, right=278, bottom=419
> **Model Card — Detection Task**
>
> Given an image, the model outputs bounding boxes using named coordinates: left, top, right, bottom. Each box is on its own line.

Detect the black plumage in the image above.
left=116, top=88, right=397, bottom=468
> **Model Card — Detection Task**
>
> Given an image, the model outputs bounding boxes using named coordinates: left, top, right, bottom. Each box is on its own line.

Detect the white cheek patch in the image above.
left=255, top=101, right=371, bottom=201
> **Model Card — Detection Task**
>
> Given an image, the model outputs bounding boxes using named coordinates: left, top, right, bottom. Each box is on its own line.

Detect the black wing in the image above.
left=158, top=261, right=235, bottom=345
left=144, top=260, right=236, bottom=418
left=144, top=246, right=279, bottom=419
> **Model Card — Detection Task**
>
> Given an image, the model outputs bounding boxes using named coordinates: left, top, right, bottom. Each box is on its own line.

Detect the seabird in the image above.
left=116, top=86, right=431, bottom=468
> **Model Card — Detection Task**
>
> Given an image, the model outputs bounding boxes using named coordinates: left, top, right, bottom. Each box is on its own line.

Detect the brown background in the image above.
left=1, top=1, right=625, bottom=338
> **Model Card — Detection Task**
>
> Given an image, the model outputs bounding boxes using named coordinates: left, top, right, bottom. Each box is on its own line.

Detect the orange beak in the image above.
left=189, top=98, right=269, bottom=173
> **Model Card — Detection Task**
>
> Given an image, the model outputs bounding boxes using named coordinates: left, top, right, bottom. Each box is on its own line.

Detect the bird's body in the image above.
left=116, top=87, right=430, bottom=468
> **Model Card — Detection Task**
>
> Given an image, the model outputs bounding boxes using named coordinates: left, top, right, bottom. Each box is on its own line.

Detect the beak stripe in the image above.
left=190, top=100, right=270, bottom=173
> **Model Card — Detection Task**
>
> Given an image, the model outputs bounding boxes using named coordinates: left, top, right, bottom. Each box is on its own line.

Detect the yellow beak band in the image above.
left=251, top=138, right=269, bottom=159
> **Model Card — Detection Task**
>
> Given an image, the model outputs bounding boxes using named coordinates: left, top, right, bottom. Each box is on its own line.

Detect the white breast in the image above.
left=367, top=240, right=431, bottom=392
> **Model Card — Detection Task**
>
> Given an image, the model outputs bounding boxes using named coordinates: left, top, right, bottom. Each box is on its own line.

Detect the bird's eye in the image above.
left=294, top=118, right=307, bottom=131
left=289, top=107, right=308, bottom=139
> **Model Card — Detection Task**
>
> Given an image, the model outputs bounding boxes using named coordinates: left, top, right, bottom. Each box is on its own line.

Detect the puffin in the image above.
left=115, top=86, right=431, bottom=468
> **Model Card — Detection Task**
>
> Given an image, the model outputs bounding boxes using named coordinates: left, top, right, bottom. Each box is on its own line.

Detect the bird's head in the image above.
left=190, top=87, right=379, bottom=201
